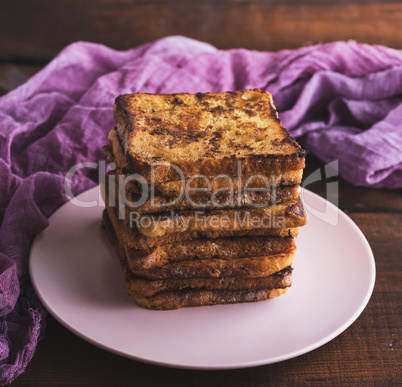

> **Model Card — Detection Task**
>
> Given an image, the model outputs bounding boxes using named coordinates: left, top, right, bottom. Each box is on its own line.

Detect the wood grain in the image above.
left=2, top=0, right=402, bottom=62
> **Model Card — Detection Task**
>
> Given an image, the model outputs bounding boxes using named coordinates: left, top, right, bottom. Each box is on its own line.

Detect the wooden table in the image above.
left=2, top=1, right=401, bottom=385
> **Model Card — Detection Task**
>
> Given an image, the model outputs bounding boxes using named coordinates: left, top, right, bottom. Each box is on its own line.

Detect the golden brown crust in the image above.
left=105, top=170, right=302, bottom=214
left=131, top=199, right=307, bottom=238
left=133, top=288, right=289, bottom=310
left=129, top=247, right=296, bottom=280
left=103, top=174, right=306, bottom=238
left=112, top=90, right=306, bottom=183
left=107, top=127, right=304, bottom=190
left=103, top=209, right=296, bottom=280
left=102, top=89, right=306, bottom=310
left=102, top=208, right=295, bottom=270
left=142, top=173, right=303, bottom=197
left=127, top=185, right=301, bottom=214
left=102, top=216, right=294, bottom=297
left=148, top=171, right=303, bottom=197
left=126, top=236, right=295, bottom=271
left=104, top=191, right=300, bottom=250
left=104, top=168, right=302, bottom=215
left=125, top=267, right=292, bottom=297
left=123, top=155, right=306, bottom=185
left=102, top=209, right=294, bottom=309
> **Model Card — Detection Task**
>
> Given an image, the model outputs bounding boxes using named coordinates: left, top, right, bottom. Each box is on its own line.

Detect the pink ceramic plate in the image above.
left=29, top=187, right=375, bottom=369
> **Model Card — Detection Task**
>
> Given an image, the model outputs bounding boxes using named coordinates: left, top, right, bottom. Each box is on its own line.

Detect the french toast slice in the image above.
left=132, top=172, right=303, bottom=197
left=103, top=173, right=306, bottom=238
left=124, top=267, right=292, bottom=298
left=104, top=215, right=293, bottom=297
left=103, top=174, right=300, bottom=249
left=103, top=211, right=291, bottom=309
left=126, top=183, right=301, bottom=214
left=105, top=130, right=304, bottom=192
left=106, top=206, right=298, bottom=250
left=130, top=199, right=306, bottom=238
left=133, top=288, right=288, bottom=310
left=104, top=170, right=301, bottom=214
left=102, top=208, right=295, bottom=270
left=112, top=90, right=306, bottom=183
left=129, top=248, right=295, bottom=280
left=126, top=238, right=295, bottom=271
left=103, top=210, right=296, bottom=280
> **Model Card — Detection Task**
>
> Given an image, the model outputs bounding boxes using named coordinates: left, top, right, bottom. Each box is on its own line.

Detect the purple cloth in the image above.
left=1, top=36, right=402, bottom=384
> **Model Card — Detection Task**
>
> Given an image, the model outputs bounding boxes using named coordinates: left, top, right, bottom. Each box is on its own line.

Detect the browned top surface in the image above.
left=114, top=90, right=303, bottom=164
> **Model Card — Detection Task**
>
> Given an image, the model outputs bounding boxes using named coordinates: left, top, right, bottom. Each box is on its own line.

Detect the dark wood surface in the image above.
left=3, top=0, right=402, bottom=64
left=1, top=1, right=401, bottom=385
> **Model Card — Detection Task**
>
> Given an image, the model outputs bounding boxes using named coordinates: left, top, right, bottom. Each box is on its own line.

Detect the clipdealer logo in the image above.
left=128, top=210, right=287, bottom=234
left=63, top=159, right=340, bottom=227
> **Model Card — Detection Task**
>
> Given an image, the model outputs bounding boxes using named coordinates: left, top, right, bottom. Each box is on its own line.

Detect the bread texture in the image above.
left=105, top=170, right=301, bottom=214
left=127, top=183, right=301, bottom=214
left=102, top=89, right=306, bottom=310
left=105, top=130, right=304, bottom=193
left=131, top=171, right=303, bottom=198
left=126, top=237, right=295, bottom=271
left=129, top=248, right=295, bottom=280
left=133, top=288, right=288, bottom=310
left=103, top=186, right=299, bottom=249
left=112, top=90, right=306, bottom=183
left=102, top=208, right=295, bottom=270
left=131, top=199, right=306, bottom=238
left=103, top=211, right=296, bottom=280
left=103, top=175, right=306, bottom=237
left=102, top=210, right=292, bottom=309
left=125, top=267, right=293, bottom=297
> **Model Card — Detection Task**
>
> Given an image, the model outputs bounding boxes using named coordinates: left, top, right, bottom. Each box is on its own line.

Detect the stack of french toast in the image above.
left=102, top=89, right=307, bottom=310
